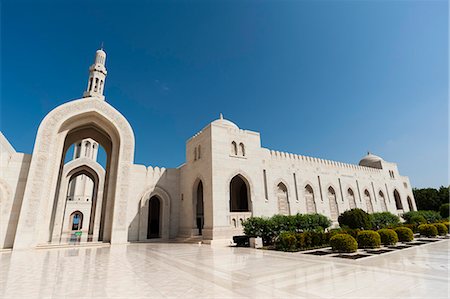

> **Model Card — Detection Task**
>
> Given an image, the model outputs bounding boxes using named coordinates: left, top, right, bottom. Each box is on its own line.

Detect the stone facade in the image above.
left=0, top=49, right=417, bottom=250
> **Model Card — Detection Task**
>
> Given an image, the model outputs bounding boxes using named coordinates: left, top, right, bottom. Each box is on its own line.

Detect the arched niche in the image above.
left=193, top=179, right=204, bottom=235
left=276, top=182, right=290, bottom=215
left=327, top=186, right=339, bottom=221
left=364, top=189, right=374, bottom=213
left=14, top=98, right=135, bottom=249
left=304, top=184, right=317, bottom=214
left=347, top=188, right=356, bottom=209
left=394, top=190, right=403, bottom=210
left=378, top=190, right=388, bottom=212
left=407, top=196, right=414, bottom=211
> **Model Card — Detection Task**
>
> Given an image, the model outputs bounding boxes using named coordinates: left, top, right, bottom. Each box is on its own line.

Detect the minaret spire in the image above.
left=83, top=48, right=107, bottom=100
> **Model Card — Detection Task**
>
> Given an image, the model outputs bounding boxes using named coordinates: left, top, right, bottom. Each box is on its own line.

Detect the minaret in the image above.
left=83, top=48, right=107, bottom=100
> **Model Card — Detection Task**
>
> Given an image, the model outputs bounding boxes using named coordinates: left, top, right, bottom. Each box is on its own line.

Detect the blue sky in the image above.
left=1, top=0, right=448, bottom=188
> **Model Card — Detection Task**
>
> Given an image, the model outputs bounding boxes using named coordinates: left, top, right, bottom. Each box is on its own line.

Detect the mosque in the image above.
left=0, top=49, right=417, bottom=250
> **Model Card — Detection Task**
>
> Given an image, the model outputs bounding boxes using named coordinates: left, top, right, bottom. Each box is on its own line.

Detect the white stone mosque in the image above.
left=0, top=49, right=416, bottom=250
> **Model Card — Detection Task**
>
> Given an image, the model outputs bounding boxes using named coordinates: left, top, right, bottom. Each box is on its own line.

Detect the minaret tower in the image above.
left=83, top=48, right=107, bottom=100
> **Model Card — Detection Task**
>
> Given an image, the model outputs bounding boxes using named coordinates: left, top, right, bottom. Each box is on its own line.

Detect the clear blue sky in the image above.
left=1, top=0, right=448, bottom=188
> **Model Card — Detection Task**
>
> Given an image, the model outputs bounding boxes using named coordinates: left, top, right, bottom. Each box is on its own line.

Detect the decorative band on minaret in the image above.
left=83, top=49, right=107, bottom=100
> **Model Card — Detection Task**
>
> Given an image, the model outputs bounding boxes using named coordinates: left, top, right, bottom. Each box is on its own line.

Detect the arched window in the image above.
left=70, top=211, right=83, bottom=230
left=194, top=147, right=197, bottom=161
left=99, top=80, right=104, bottom=93
left=347, top=188, right=356, bottom=209
left=407, top=196, right=414, bottom=211
left=231, top=141, right=238, bottom=155
left=328, top=187, right=339, bottom=221
left=147, top=196, right=161, bottom=239
left=239, top=143, right=245, bottom=156
left=379, top=191, right=387, bottom=212
left=364, top=189, right=373, bottom=213
left=197, top=145, right=201, bottom=159
left=230, top=175, right=250, bottom=212
left=94, top=78, right=99, bottom=92
left=88, top=77, right=93, bottom=91
left=305, top=185, right=317, bottom=213
left=85, top=141, right=91, bottom=157
left=276, top=182, right=289, bottom=215
left=394, top=190, right=403, bottom=210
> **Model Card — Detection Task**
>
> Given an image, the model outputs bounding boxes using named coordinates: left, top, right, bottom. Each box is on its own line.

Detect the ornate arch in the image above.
left=14, top=98, right=135, bottom=249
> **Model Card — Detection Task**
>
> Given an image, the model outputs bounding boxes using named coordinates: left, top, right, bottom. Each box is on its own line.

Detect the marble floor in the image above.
left=0, top=240, right=449, bottom=298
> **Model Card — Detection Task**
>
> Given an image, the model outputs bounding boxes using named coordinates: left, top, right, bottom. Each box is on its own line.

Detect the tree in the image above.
left=413, top=188, right=441, bottom=211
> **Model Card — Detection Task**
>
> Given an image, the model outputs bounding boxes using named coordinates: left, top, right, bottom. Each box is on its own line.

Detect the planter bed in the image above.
left=332, top=254, right=371, bottom=260
left=364, top=249, right=395, bottom=254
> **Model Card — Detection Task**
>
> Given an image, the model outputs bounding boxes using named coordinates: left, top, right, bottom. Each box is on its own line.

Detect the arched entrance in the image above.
left=347, top=188, right=356, bottom=209
left=394, top=190, right=403, bottom=210
left=305, top=185, right=317, bottom=213
left=407, top=196, right=414, bottom=211
left=276, top=182, right=290, bottom=215
left=364, top=190, right=374, bottom=213
left=70, top=211, right=83, bottom=230
left=328, top=187, right=339, bottom=221
left=195, top=181, right=204, bottom=235
left=230, top=175, right=250, bottom=212
left=379, top=191, right=387, bottom=212
left=147, top=196, right=161, bottom=239
left=14, top=99, right=135, bottom=249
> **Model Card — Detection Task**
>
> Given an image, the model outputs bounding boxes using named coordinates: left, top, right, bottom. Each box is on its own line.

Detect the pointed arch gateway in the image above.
left=229, top=174, right=251, bottom=212
left=14, top=98, right=135, bottom=249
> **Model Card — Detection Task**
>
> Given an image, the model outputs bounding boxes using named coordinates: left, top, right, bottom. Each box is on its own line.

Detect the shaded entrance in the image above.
left=147, top=196, right=161, bottom=239
left=195, top=181, right=204, bottom=235
left=230, top=175, right=250, bottom=212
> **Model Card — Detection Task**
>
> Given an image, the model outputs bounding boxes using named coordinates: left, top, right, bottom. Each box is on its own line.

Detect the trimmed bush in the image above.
left=294, top=213, right=332, bottom=232
left=402, top=223, right=418, bottom=233
left=432, top=223, right=448, bottom=236
left=394, top=227, right=414, bottom=242
left=338, top=208, right=372, bottom=230
left=242, top=217, right=273, bottom=244
left=403, top=211, right=442, bottom=224
left=377, top=229, right=398, bottom=245
left=440, top=203, right=450, bottom=218
left=357, top=230, right=381, bottom=248
left=275, top=232, right=297, bottom=251
left=370, top=212, right=400, bottom=229
left=418, top=224, right=438, bottom=237
left=330, top=234, right=357, bottom=253
left=409, top=215, right=427, bottom=225
left=441, top=221, right=450, bottom=231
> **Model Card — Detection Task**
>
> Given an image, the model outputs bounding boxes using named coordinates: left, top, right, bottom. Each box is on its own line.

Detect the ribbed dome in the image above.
left=359, top=152, right=384, bottom=168
left=211, top=114, right=239, bottom=129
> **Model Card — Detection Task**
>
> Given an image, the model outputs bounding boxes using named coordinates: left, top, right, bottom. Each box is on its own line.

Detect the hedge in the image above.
left=370, top=212, right=400, bottom=229
left=403, top=211, right=442, bottom=224
left=242, top=213, right=331, bottom=245
left=330, top=234, right=357, bottom=253
left=357, top=230, right=381, bottom=248
left=417, top=224, right=438, bottom=237
left=338, top=208, right=372, bottom=230
left=377, top=229, right=398, bottom=245
left=274, top=231, right=331, bottom=252
left=432, top=223, right=448, bottom=236
left=394, top=227, right=414, bottom=242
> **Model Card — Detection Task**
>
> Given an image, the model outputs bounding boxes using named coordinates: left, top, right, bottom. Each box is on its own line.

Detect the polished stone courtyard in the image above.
left=1, top=241, right=449, bottom=298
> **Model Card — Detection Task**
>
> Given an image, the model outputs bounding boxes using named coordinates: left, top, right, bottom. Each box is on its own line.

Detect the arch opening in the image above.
left=328, top=187, right=339, bottom=221
left=147, top=196, right=161, bottom=239
left=394, top=190, right=403, bottom=210
left=194, top=181, right=204, bottom=235
left=305, top=185, right=317, bottom=214
left=347, top=188, right=356, bottom=209
left=230, top=175, right=250, bottom=212
left=364, top=190, right=374, bottom=213
left=407, top=196, right=414, bottom=211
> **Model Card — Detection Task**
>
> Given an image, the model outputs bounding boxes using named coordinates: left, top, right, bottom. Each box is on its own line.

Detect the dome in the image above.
left=359, top=152, right=384, bottom=168
left=211, top=113, right=239, bottom=129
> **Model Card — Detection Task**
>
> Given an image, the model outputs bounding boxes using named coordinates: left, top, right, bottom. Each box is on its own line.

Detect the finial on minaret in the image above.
left=220, top=113, right=223, bottom=119
left=83, top=48, right=108, bottom=101
left=100, top=41, right=104, bottom=50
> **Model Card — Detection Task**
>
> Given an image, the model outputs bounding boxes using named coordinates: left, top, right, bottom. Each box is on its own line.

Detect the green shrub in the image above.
left=439, top=203, right=450, bottom=218
left=403, top=211, right=442, bottom=224
left=417, top=224, right=438, bottom=237
left=242, top=217, right=273, bottom=244
left=441, top=221, right=450, bottom=231
left=432, top=223, right=448, bottom=236
left=275, top=232, right=297, bottom=251
left=377, top=229, right=398, bottom=245
left=370, top=212, right=401, bottom=229
left=294, top=213, right=332, bottom=232
left=330, top=234, right=358, bottom=253
left=402, top=223, right=418, bottom=233
left=338, top=208, right=372, bottom=230
left=409, top=215, right=427, bottom=225
left=357, top=230, right=381, bottom=248
left=394, top=227, right=414, bottom=242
